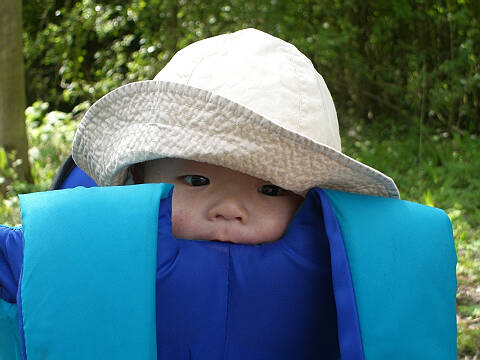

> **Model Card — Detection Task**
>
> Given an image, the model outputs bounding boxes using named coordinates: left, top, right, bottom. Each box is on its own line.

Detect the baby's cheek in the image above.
left=171, top=208, right=190, bottom=238
left=256, top=210, right=296, bottom=243
left=252, top=219, right=288, bottom=243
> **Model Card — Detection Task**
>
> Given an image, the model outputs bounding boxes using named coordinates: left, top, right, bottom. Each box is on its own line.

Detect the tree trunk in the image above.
left=0, top=0, right=33, bottom=188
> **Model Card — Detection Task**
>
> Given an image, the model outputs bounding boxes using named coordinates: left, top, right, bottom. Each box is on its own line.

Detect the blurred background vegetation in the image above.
left=0, top=0, right=479, bottom=357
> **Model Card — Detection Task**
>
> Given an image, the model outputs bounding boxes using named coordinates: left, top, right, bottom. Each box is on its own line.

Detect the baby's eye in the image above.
left=258, top=184, right=288, bottom=196
left=183, top=175, right=210, bottom=186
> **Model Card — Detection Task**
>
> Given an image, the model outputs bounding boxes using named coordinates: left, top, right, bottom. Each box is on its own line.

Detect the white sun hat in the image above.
left=72, top=28, right=400, bottom=198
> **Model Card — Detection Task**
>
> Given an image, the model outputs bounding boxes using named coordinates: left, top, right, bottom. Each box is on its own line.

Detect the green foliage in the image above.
left=22, top=0, right=243, bottom=111
left=0, top=102, right=79, bottom=225
left=26, top=100, right=80, bottom=188
left=21, top=0, right=480, bottom=134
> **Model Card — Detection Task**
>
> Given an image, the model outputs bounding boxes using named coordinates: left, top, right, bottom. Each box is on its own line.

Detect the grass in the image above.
left=1, top=105, right=479, bottom=358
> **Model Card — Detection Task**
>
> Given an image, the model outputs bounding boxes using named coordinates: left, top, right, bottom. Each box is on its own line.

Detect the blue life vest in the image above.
left=0, top=184, right=457, bottom=359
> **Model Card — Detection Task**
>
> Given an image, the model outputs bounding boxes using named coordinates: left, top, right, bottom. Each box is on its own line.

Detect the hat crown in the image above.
left=154, top=28, right=341, bottom=151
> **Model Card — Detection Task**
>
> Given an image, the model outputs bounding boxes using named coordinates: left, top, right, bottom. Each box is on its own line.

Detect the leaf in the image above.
left=0, top=148, right=7, bottom=170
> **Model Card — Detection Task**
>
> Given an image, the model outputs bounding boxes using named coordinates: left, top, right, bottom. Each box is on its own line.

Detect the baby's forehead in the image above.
left=144, top=158, right=220, bottom=174
left=146, top=158, right=211, bottom=172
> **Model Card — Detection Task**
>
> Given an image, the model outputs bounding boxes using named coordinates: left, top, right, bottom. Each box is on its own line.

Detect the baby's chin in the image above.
left=209, top=236, right=275, bottom=245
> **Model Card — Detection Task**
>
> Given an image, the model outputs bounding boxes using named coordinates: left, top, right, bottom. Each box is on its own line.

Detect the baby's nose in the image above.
left=207, top=196, right=249, bottom=224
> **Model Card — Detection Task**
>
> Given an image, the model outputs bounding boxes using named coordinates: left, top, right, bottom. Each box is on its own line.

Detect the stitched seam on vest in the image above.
left=223, top=245, right=231, bottom=359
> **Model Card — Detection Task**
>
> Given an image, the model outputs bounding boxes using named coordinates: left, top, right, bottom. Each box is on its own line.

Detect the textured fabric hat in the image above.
left=72, top=28, right=399, bottom=198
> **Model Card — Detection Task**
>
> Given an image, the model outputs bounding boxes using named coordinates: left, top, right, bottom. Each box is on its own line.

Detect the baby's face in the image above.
left=142, top=158, right=303, bottom=244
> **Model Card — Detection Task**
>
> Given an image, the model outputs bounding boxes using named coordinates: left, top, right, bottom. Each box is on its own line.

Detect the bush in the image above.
left=0, top=101, right=80, bottom=225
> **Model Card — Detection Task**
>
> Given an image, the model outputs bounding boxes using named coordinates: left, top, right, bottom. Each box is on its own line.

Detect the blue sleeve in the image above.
left=0, top=226, right=24, bottom=303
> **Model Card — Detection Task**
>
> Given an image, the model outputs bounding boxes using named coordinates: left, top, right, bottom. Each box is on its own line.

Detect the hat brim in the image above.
left=72, top=81, right=400, bottom=198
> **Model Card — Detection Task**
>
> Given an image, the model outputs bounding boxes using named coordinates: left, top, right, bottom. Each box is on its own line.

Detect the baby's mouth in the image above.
left=209, top=235, right=233, bottom=243
left=199, top=227, right=261, bottom=244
